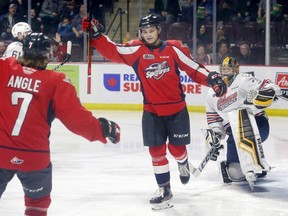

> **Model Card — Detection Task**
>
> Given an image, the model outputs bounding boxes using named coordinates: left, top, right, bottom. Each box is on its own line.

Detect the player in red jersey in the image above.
left=0, top=33, right=120, bottom=216
left=82, top=14, right=226, bottom=210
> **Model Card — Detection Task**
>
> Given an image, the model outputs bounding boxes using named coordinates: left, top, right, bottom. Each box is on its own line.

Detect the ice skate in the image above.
left=178, top=162, right=190, bottom=184
left=245, top=171, right=257, bottom=190
left=150, top=186, right=173, bottom=210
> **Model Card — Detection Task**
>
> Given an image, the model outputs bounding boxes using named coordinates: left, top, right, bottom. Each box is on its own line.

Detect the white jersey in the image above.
left=2, top=41, right=23, bottom=59
left=206, top=73, right=281, bottom=137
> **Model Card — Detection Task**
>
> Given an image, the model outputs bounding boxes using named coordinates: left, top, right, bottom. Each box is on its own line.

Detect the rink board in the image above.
left=48, top=62, right=288, bottom=116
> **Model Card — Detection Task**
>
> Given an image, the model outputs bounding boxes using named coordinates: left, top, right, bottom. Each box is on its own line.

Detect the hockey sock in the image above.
left=149, top=144, right=170, bottom=186
left=168, top=144, right=188, bottom=164
left=24, top=195, right=51, bottom=216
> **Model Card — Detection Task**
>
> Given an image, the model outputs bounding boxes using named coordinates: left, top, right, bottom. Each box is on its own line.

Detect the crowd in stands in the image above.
left=152, top=0, right=288, bottom=65
left=0, top=0, right=107, bottom=62
left=0, top=0, right=288, bottom=65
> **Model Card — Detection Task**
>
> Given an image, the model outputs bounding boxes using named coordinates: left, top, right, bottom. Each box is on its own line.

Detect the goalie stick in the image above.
left=189, top=145, right=220, bottom=177
left=52, top=41, right=72, bottom=71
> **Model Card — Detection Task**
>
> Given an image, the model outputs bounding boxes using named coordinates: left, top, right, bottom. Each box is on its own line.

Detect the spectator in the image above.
left=30, top=8, right=43, bottom=32
left=197, top=24, right=211, bottom=46
left=257, top=0, right=277, bottom=19
left=9, top=0, right=28, bottom=22
left=154, top=0, right=180, bottom=24
left=57, top=16, right=74, bottom=43
left=39, top=0, right=60, bottom=36
left=60, top=0, right=79, bottom=22
left=0, top=4, right=20, bottom=40
left=198, top=0, right=213, bottom=22
left=237, top=43, right=259, bottom=65
left=216, top=40, right=233, bottom=64
left=217, top=0, right=238, bottom=22
left=51, top=38, right=67, bottom=62
left=179, top=0, right=193, bottom=23
left=236, top=0, right=259, bottom=23
left=0, top=40, right=6, bottom=57
left=72, top=3, right=85, bottom=45
left=195, top=44, right=212, bottom=65
left=216, top=24, right=230, bottom=49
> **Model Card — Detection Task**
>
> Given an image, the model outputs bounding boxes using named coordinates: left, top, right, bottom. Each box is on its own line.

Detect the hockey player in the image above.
left=81, top=14, right=227, bottom=210
left=0, top=33, right=120, bottom=216
left=2, top=22, right=32, bottom=59
left=205, top=56, right=282, bottom=189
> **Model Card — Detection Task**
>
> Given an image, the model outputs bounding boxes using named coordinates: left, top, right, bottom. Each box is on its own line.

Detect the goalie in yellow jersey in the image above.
left=204, top=57, right=282, bottom=190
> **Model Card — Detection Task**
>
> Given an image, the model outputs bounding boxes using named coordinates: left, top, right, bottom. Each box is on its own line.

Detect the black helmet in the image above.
left=139, top=14, right=160, bottom=29
left=23, top=33, right=51, bottom=58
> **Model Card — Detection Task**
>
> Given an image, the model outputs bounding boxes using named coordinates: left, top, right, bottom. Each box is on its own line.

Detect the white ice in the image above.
left=0, top=111, right=288, bottom=216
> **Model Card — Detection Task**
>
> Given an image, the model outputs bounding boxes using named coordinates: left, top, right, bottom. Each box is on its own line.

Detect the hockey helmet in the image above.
left=139, top=14, right=160, bottom=30
left=219, top=56, right=239, bottom=85
left=12, top=22, right=32, bottom=39
left=23, top=33, right=51, bottom=58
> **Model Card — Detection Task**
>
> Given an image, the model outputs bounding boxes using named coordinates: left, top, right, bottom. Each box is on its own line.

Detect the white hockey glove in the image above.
left=98, top=118, right=120, bottom=144
left=203, top=129, right=224, bottom=161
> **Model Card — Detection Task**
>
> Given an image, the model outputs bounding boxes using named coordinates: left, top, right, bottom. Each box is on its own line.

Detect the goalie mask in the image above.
left=219, top=57, right=239, bottom=85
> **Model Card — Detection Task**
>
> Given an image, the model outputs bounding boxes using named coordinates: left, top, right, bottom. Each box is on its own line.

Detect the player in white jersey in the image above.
left=204, top=57, right=282, bottom=188
left=2, top=22, right=32, bottom=59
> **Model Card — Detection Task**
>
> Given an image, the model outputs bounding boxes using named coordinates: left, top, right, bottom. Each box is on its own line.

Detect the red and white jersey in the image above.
left=206, top=73, right=281, bottom=137
left=2, top=41, right=23, bottom=59
left=0, top=57, right=106, bottom=171
left=91, top=35, right=210, bottom=116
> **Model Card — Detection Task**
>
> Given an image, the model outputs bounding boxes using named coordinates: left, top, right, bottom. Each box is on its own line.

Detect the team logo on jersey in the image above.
left=145, top=61, right=170, bottom=80
left=275, top=72, right=288, bottom=100
left=217, top=92, right=237, bottom=111
left=143, top=54, right=154, bottom=59
left=104, top=74, right=121, bottom=91
left=10, top=156, right=24, bottom=165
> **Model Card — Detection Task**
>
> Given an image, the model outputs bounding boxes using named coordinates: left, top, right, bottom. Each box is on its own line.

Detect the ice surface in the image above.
left=1, top=111, right=287, bottom=216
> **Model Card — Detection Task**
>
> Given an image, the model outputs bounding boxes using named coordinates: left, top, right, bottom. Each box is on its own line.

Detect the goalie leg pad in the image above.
left=220, top=161, right=246, bottom=183
left=228, top=110, right=270, bottom=176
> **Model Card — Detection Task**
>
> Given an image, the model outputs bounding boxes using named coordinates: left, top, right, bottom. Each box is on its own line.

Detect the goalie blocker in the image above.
left=225, top=109, right=271, bottom=189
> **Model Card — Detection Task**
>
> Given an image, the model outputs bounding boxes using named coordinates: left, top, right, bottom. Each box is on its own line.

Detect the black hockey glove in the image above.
left=205, top=129, right=223, bottom=161
left=82, top=17, right=104, bottom=39
left=99, top=118, right=120, bottom=144
left=207, top=71, right=227, bottom=97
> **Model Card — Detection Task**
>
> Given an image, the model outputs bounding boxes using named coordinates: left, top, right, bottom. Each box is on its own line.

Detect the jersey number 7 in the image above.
left=11, top=92, right=32, bottom=136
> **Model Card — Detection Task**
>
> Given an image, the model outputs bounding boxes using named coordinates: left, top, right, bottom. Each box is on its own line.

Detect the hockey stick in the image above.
left=189, top=145, right=220, bottom=177
left=52, top=41, right=72, bottom=71
left=86, top=2, right=93, bottom=94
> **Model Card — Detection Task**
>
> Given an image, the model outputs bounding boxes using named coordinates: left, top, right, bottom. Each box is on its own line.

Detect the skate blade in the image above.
left=151, top=200, right=173, bottom=211
left=246, top=172, right=257, bottom=191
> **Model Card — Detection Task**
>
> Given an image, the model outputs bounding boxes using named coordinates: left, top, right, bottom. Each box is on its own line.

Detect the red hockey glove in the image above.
left=98, top=118, right=120, bottom=144
left=207, top=71, right=227, bottom=97
left=82, top=17, right=104, bottom=38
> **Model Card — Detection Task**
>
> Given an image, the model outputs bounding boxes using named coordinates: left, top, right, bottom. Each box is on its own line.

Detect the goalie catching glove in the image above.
left=204, top=129, right=223, bottom=161
left=99, top=118, right=120, bottom=144
left=253, top=88, right=278, bottom=109
left=82, top=17, right=104, bottom=38
left=207, top=71, right=227, bottom=97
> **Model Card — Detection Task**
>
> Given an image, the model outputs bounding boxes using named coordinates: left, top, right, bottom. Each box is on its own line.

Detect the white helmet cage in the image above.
left=12, top=22, right=32, bottom=39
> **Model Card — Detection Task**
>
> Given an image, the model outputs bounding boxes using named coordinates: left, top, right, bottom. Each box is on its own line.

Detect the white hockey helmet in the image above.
left=12, top=22, right=32, bottom=39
